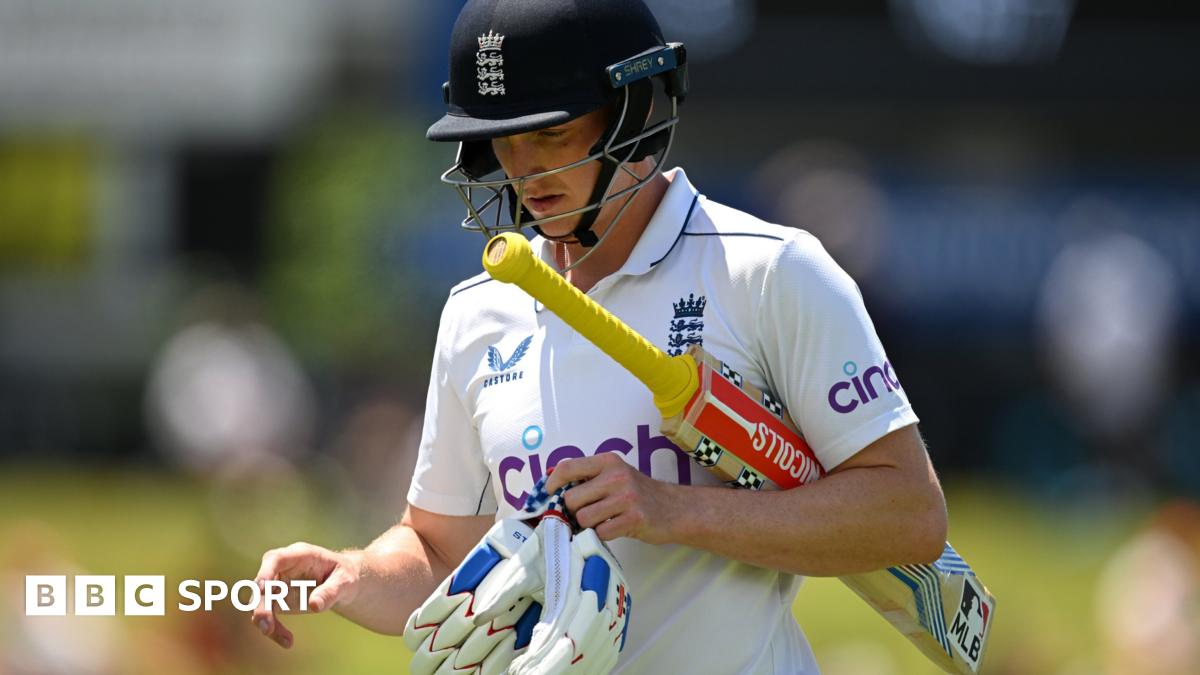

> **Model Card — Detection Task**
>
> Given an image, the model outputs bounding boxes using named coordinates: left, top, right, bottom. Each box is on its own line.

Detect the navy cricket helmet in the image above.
left=428, top=0, right=688, bottom=248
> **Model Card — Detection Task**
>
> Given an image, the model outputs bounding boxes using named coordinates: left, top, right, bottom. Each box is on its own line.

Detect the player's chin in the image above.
left=531, top=213, right=584, bottom=241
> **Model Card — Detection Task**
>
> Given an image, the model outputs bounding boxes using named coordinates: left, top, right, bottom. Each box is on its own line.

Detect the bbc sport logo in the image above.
left=25, top=575, right=316, bottom=616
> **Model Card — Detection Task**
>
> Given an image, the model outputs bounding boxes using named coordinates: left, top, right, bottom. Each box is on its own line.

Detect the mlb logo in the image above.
left=949, top=575, right=992, bottom=670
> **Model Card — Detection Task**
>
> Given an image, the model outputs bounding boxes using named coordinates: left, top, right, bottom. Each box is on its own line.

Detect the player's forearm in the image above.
left=333, top=525, right=453, bottom=635
left=665, top=464, right=947, bottom=577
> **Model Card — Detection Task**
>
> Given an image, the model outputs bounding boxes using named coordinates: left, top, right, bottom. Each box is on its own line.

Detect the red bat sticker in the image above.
left=693, top=362, right=824, bottom=488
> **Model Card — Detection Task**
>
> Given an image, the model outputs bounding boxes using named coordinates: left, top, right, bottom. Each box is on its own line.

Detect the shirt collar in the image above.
left=535, top=167, right=700, bottom=278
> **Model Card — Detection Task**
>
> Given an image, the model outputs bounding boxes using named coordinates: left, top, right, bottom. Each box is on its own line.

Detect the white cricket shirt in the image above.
left=408, top=168, right=919, bottom=674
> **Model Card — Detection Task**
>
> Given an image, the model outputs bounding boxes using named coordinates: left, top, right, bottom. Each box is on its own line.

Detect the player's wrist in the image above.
left=329, top=548, right=365, bottom=613
left=661, top=483, right=728, bottom=548
left=658, top=481, right=699, bottom=545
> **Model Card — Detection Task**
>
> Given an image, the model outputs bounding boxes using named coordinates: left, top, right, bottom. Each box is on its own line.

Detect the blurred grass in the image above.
left=0, top=469, right=1147, bottom=674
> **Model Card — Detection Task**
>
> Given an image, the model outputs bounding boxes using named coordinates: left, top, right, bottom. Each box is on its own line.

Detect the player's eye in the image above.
left=537, top=129, right=567, bottom=139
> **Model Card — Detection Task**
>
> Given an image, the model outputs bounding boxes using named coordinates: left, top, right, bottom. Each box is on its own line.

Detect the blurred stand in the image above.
left=145, top=285, right=314, bottom=472
left=646, top=0, right=755, bottom=60
left=328, top=393, right=422, bottom=535
left=1096, top=501, right=1200, bottom=675
left=889, top=0, right=1074, bottom=65
left=1036, top=218, right=1181, bottom=482
left=751, top=140, right=888, bottom=283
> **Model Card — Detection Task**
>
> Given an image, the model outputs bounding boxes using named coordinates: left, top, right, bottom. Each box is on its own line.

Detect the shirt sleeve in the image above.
left=406, top=296, right=498, bottom=516
left=754, top=232, right=919, bottom=470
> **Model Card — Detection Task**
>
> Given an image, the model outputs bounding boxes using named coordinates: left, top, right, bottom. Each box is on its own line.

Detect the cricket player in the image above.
left=253, top=0, right=949, bottom=672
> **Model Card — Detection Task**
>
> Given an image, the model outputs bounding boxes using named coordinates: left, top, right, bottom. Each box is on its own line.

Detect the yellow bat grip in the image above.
left=483, top=232, right=698, bottom=418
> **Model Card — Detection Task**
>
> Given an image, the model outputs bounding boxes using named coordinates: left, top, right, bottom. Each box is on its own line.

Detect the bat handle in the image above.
left=483, top=233, right=698, bottom=418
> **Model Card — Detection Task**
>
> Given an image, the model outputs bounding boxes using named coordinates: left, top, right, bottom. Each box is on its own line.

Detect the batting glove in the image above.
left=404, top=519, right=543, bottom=675
left=472, top=515, right=631, bottom=675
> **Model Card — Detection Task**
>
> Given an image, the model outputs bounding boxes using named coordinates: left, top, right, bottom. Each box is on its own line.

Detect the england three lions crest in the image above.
left=476, top=30, right=506, bottom=96
left=667, top=293, right=706, bottom=356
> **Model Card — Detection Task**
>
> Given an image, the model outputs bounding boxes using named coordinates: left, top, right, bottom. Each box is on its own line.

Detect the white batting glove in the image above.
left=472, top=516, right=631, bottom=675
left=404, top=519, right=543, bottom=675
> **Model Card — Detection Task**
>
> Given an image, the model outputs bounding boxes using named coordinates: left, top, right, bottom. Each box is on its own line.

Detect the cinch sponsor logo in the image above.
left=827, top=360, right=902, bottom=414
left=498, top=424, right=694, bottom=510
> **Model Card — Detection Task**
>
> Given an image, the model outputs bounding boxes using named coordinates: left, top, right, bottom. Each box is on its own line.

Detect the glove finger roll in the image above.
left=481, top=632, right=519, bottom=675
left=435, top=593, right=486, bottom=651
left=411, top=629, right=456, bottom=675
left=406, top=519, right=538, bottom=667
left=405, top=574, right=461, bottom=650
left=457, top=595, right=535, bottom=666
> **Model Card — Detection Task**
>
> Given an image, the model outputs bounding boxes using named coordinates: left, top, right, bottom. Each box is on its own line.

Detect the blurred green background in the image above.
left=2, top=1, right=1199, bottom=673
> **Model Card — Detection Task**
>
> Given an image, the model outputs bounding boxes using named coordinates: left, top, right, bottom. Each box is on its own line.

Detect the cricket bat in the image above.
left=482, top=232, right=995, bottom=674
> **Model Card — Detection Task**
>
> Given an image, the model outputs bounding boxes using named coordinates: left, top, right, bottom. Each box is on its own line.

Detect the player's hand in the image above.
left=251, top=542, right=362, bottom=649
left=544, top=453, right=681, bottom=544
